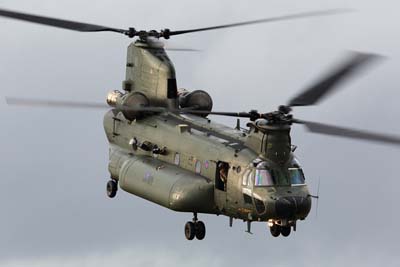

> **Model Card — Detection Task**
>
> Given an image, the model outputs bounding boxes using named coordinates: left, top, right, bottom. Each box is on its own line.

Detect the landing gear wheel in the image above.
left=195, top=221, right=206, bottom=240
left=281, top=226, right=291, bottom=237
left=185, top=221, right=196, bottom=240
left=106, top=180, right=118, bottom=198
left=270, top=224, right=281, bottom=237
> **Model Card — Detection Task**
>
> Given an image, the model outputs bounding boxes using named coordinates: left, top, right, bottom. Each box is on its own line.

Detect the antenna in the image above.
left=308, top=177, right=320, bottom=219
left=315, top=177, right=321, bottom=218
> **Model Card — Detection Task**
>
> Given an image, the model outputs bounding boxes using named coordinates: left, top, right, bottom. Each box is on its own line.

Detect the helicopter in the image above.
left=2, top=8, right=400, bottom=241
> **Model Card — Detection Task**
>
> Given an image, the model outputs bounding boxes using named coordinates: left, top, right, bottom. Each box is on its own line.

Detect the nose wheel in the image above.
left=270, top=224, right=281, bottom=237
left=280, top=226, right=291, bottom=237
left=269, top=222, right=292, bottom=237
left=184, top=213, right=206, bottom=240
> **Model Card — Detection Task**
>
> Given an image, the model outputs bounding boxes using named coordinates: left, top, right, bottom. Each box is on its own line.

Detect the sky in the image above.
left=1, top=0, right=400, bottom=266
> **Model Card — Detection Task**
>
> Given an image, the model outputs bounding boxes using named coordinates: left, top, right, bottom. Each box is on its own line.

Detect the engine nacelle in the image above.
left=106, top=90, right=149, bottom=121
left=178, top=89, right=213, bottom=116
left=120, top=92, right=149, bottom=121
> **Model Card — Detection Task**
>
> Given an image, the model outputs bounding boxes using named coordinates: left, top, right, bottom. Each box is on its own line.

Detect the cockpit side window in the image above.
left=242, top=170, right=249, bottom=186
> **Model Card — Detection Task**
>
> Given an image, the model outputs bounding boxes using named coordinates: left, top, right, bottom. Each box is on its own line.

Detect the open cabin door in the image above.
left=214, top=161, right=229, bottom=212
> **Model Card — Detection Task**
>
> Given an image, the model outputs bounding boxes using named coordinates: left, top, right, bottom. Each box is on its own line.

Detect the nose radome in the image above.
left=275, top=196, right=311, bottom=219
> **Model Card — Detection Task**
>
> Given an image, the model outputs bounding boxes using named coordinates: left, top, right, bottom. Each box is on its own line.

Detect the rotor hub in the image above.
left=124, top=28, right=172, bottom=40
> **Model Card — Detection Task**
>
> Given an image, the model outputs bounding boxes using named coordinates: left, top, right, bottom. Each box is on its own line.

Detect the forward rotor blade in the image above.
left=169, top=9, right=352, bottom=36
left=295, top=119, right=400, bottom=145
left=0, top=8, right=127, bottom=34
left=180, top=109, right=255, bottom=118
left=288, top=52, right=381, bottom=107
left=5, top=98, right=254, bottom=117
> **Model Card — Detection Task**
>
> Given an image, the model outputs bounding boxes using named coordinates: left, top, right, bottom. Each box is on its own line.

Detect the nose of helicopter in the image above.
left=275, top=196, right=311, bottom=219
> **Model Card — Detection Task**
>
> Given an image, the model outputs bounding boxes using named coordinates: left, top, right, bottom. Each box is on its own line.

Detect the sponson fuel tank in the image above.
left=114, top=152, right=216, bottom=213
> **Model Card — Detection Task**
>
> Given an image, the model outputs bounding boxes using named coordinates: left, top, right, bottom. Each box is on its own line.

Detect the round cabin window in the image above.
left=174, top=153, right=180, bottom=165
left=195, top=160, right=201, bottom=174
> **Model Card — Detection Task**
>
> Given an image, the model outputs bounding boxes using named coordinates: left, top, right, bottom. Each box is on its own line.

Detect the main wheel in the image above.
left=185, top=221, right=196, bottom=240
left=106, top=180, right=118, bottom=198
left=270, top=224, right=281, bottom=237
left=195, top=221, right=206, bottom=240
left=281, top=226, right=291, bottom=237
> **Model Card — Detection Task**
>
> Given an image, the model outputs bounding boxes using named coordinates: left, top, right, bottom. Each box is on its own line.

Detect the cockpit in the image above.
left=248, top=158, right=306, bottom=187
left=241, top=157, right=311, bottom=220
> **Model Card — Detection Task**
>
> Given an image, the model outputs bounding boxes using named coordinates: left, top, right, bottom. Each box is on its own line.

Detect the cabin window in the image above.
left=174, top=153, right=180, bottom=165
left=236, top=166, right=242, bottom=173
left=195, top=160, right=201, bottom=174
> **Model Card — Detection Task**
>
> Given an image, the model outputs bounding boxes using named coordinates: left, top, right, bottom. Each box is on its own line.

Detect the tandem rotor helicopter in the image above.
left=2, top=7, right=400, bottom=241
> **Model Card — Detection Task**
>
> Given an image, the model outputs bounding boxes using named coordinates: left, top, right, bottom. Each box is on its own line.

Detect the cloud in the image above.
left=1, top=243, right=398, bottom=267
left=1, top=247, right=223, bottom=267
left=1, top=0, right=400, bottom=266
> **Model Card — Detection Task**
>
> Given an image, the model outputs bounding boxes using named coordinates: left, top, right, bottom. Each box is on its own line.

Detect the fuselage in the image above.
left=103, top=110, right=311, bottom=223
left=103, top=40, right=311, bottom=226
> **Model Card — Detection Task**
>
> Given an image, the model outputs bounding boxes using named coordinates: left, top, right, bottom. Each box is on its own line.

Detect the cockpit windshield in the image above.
left=255, top=169, right=274, bottom=186
left=254, top=162, right=274, bottom=186
left=251, top=159, right=306, bottom=186
left=289, top=168, right=305, bottom=185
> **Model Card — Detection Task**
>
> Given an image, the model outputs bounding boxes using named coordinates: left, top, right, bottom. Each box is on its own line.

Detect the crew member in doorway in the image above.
left=218, top=162, right=229, bottom=190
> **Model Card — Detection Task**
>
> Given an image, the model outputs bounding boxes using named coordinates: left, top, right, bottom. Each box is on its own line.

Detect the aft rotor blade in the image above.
left=145, top=37, right=201, bottom=52
left=6, top=97, right=109, bottom=109
left=0, top=8, right=127, bottom=34
left=169, top=9, right=352, bottom=37
left=288, top=52, right=381, bottom=107
left=165, top=48, right=201, bottom=52
left=295, top=119, right=400, bottom=145
left=5, top=97, right=166, bottom=113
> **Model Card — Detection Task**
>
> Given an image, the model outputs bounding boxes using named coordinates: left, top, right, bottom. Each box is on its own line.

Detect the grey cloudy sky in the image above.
left=1, top=0, right=400, bottom=266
